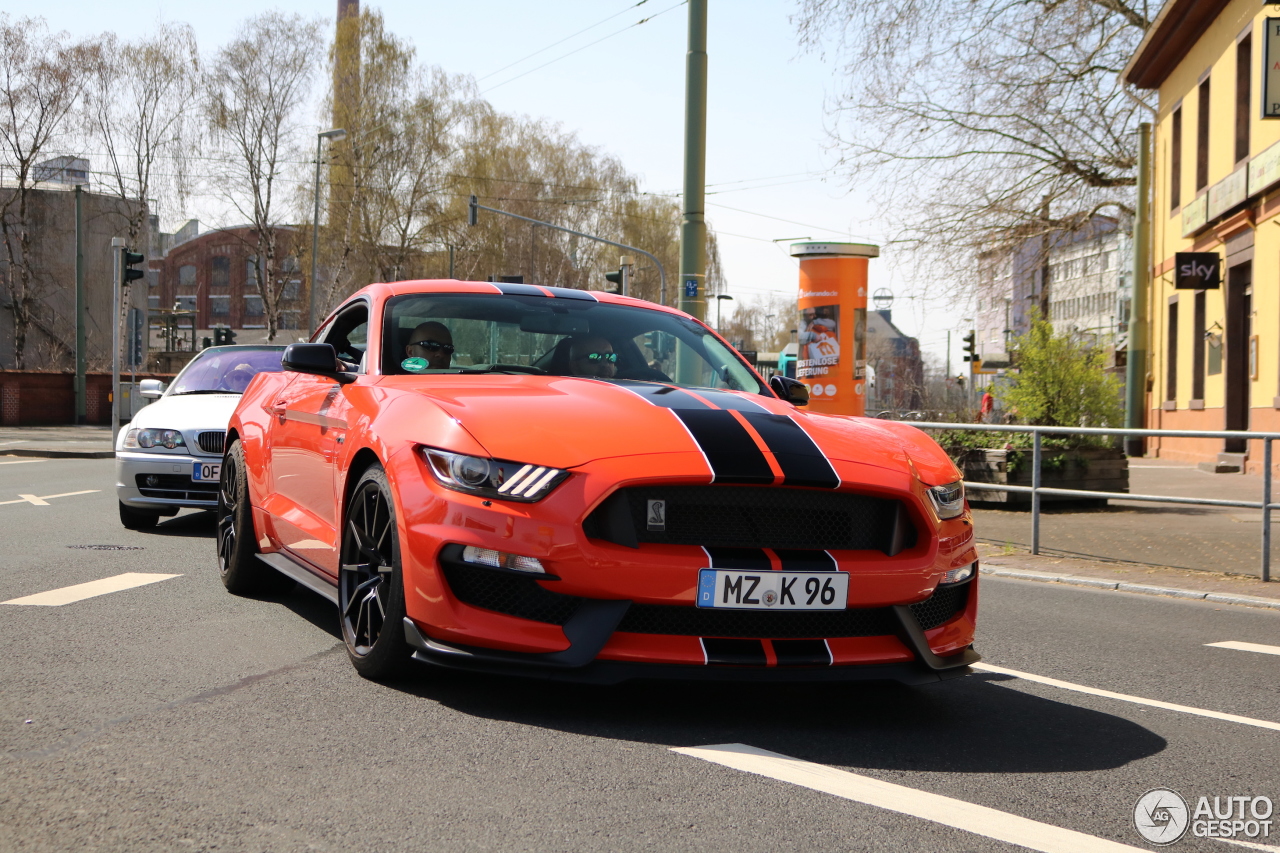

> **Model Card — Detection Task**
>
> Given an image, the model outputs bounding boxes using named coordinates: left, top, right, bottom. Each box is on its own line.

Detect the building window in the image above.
left=211, top=256, right=230, bottom=291
left=210, top=295, right=231, bottom=317
left=245, top=259, right=259, bottom=295
left=1192, top=290, right=1206, bottom=399
left=1196, top=77, right=1210, bottom=192
left=1171, top=107, right=1182, bottom=210
left=1236, top=34, right=1252, bottom=164
left=1167, top=300, right=1179, bottom=401
left=244, top=294, right=264, bottom=319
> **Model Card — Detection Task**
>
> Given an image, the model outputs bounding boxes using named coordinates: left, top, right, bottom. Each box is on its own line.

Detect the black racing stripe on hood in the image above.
left=703, top=547, right=771, bottom=571
left=690, top=388, right=771, bottom=412
left=616, top=382, right=712, bottom=410
left=739, top=411, right=841, bottom=489
left=773, top=550, right=838, bottom=572
left=674, top=409, right=774, bottom=485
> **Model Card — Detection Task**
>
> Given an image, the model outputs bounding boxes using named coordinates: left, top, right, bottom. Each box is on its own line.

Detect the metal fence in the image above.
left=907, top=423, right=1278, bottom=582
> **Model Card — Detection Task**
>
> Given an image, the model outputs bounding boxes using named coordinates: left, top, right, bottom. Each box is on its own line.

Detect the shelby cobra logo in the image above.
left=646, top=499, right=666, bottom=531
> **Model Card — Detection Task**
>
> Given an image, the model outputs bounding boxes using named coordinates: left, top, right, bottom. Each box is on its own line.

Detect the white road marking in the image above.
left=974, top=663, right=1280, bottom=732
left=1213, top=837, right=1280, bottom=851
left=673, top=744, right=1143, bottom=853
left=2, top=573, right=181, bottom=606
left=0, top=459, right=41, bottom=465
left=1206, top=641, right=1280, bottom=657
left=0, top=489, right=99, bottom=506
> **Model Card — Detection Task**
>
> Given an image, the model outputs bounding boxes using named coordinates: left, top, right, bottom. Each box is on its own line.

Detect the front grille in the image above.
left=583, top=486, right=915, bottom=552
left=442, top=563, right=582, bottom=625
left=197, top=431, right=226, bottom=455
left=134, top=473, right=219, bottom=502
left=910, top=580, right=970, bottom=630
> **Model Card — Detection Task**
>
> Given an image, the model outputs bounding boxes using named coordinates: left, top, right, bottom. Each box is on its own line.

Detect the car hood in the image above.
left=393, top=376, right=952, bottom=482
left=127, top=393, right=242, bottom=436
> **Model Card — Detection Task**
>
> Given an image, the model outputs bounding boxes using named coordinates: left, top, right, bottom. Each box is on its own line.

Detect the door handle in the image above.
left=267, top=399, right=288, bottom=416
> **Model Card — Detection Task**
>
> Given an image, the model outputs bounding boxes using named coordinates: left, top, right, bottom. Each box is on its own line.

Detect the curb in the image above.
left=980, top=567, right=1280, bottom=611
left=0, top=448, right=115, bottom=459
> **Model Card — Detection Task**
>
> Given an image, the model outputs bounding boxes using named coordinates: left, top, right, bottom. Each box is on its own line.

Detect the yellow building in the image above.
left=1126, top=0, right=1280, bottom=473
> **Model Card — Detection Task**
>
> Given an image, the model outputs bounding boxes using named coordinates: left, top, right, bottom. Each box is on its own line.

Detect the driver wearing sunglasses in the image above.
left=568, top=335, right=617, bottom=379
left=404, top=321, right=455, bottom=369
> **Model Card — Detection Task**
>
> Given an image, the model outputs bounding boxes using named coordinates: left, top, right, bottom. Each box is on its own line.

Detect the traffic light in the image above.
left=213, top=327, right=237, bottom=346
left=962, top=330, right=977, bottom=363
left=468, top=194, right=478, bottom=226
left=121, top=248, right=145, bottom=285
left=603, top=256, right=633, bottom=295
left=604, top=269, right=623, bottom=293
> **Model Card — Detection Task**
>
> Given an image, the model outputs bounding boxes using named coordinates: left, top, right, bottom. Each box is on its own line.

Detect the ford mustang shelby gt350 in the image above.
left=218, top=280, right=980, bottom=683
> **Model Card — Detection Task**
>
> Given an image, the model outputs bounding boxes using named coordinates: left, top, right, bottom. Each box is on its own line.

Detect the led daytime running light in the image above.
left=420, top=447, right=567, bottom=502
left=942, top=562, right=975, bottom=585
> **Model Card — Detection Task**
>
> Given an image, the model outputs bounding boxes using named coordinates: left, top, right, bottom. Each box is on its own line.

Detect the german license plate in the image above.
left=192, top=461, right=221, bottom=481
left=696, top=569, right=848, bottom=611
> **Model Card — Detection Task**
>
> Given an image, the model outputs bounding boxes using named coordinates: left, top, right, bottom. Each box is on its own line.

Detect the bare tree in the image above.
left=86, top=23, right=198, bottom=248
left=0, top=15, right=98, bottom=368
left=794, top=0, right=1153, bottom=268
left=204, top=11, right=322, bottom=341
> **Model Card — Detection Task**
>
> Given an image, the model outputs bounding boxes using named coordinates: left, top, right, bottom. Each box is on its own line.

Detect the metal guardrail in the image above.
left=906, top=422, right=1277, bottom=582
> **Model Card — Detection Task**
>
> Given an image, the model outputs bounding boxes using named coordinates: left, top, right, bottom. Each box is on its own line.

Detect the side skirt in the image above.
left=257, top=552, right=339, bottom=605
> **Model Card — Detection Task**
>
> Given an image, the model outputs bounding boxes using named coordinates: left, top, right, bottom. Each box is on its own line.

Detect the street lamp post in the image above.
left=308, top=128, right=347, bottom=335
left=715, top=294, right=734, bottom=332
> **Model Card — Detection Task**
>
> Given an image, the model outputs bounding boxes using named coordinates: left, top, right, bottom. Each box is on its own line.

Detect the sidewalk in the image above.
left=971, top=458, right=1276, bottom=578
left=0, top=426, right=115, bottom=458
left=977, top=542, right=1280, bottom=611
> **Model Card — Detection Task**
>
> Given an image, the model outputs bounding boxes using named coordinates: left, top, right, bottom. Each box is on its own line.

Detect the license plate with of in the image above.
left=192, top=461, right=221, bottom=481
left=697, top=569, right=848, bottom=611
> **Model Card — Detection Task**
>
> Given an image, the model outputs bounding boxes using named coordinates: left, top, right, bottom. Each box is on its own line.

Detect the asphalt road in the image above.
left=2, top=458, right=1278, bottom=852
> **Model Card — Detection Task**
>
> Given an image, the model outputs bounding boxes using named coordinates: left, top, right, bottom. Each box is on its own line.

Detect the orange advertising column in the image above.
left=790, top=241, right=880, bottom=416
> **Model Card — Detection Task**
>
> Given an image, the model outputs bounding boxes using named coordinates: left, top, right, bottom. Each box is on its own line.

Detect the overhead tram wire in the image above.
left=481, top=0, right=687, bottom=94
left=475, top=0, right=651, bottom=83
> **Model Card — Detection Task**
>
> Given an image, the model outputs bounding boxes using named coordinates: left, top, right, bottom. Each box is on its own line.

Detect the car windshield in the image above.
left=168, top=346, right=285, bottom=395
left=382, top=293, right=766, bottom=395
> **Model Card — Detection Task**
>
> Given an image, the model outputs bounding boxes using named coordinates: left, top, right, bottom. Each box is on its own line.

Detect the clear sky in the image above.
left=20, top=0, right=965, bottom=366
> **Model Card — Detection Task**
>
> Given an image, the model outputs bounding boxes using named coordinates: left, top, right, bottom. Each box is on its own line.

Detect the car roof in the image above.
left=346, top=280, right=689, bottom=318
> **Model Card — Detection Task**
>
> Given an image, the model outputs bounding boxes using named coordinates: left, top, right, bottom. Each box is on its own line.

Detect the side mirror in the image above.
left=769, top=375, right=809, bottom=407
left=138, top=379, right=166, bottom=399
left=282, top=342, right=350, bottom=381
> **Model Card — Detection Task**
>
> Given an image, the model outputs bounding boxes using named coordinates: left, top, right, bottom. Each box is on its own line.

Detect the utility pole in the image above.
left=74, top=185, right=86, bottom=424
left=1125, top=122, right=1152, bottom=457
left=111, top=238, right=124, bottom=448
left=679, top=0, right=708, bottom=320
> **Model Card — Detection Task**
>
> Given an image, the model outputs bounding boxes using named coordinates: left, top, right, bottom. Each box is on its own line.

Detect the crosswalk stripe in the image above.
left=1206, top=641, right=1280, bottom=657
left=2, top=573, right=181, bottom=606
left=673, top=744, right=1145, bottom=853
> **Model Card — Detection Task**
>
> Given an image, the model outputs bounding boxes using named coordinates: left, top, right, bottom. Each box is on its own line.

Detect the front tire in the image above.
left=218, top=441, right=293, bottom=596
left=339, top=465, right=411, bottom=680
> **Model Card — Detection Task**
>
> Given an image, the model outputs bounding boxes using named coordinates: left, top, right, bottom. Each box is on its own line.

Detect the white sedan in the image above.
left=115, top=345, right=284, bottom=529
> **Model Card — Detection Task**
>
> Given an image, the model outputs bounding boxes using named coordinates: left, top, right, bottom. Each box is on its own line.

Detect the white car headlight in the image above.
left=927, top=480, right=965, bottom=519
left=125, top=428, right=187, bottom=450
left=420, top=447, right=568, bottom=502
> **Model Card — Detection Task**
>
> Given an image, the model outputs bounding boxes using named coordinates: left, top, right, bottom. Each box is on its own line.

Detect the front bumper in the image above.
left=402, top=596, right=980, bottom=685
left=116, top=451, right=221, bottom=509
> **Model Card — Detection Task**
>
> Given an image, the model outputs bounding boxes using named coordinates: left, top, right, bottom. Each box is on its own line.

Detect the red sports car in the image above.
left=218, top=280, right=980, bottom=683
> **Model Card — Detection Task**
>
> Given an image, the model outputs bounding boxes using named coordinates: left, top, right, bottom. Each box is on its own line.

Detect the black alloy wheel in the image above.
left=218, top=441, right=292, bottom=595
left=339, top=465, right=411, bottom=678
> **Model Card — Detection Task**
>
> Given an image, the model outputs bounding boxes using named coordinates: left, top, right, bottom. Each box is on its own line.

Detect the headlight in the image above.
left=927, top=480, right=965, bottom=519
left=130, top=428, right=187, bottom=450
left=420, top=447, right=568, bottom=502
